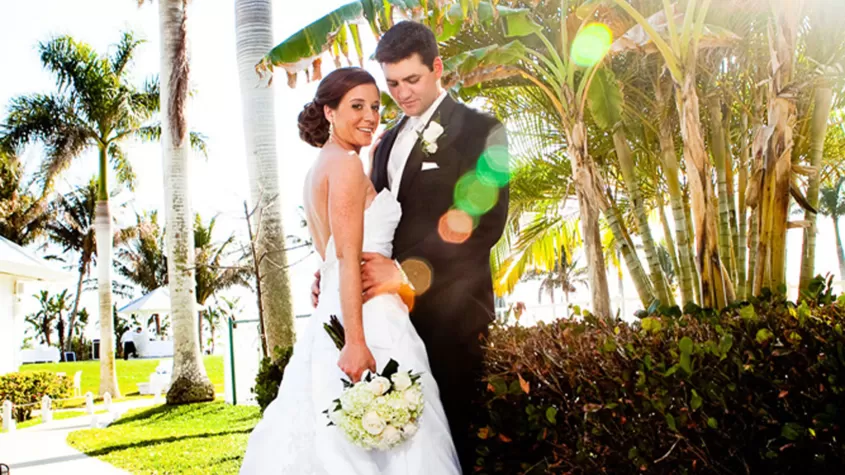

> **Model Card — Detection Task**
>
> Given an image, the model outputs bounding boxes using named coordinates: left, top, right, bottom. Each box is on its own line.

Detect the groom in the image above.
left=315, top=21, right=509, bottom=472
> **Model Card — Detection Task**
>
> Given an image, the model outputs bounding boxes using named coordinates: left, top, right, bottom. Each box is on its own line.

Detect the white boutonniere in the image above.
left=418, top=120, right=444, bottom=156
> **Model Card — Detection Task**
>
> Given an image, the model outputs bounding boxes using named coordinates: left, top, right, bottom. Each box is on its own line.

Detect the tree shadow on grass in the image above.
left=110, top=401, right=248, bottom=427
left=79, top=428, right=254, bottom=457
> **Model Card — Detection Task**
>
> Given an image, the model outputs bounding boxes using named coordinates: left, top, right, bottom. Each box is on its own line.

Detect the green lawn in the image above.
left=68, top=402, right=260, bottom=474
left=20, top=356, right=224, bottom=405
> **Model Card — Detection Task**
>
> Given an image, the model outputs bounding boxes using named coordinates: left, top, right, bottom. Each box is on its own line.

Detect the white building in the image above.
left=0, top=236, right=74, bottom=375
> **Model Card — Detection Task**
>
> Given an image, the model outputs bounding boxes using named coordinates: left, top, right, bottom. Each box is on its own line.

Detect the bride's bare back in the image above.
left=303, top=143, right=377, bottom=262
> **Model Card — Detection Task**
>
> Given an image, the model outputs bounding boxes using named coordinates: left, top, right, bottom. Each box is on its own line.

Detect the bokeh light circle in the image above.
left=571, top=23, right=613, bottom=68
left=401, top=258, right=433, bottom=296
left=454, top=171, right=499, bottom=217
left=438, top=209, right=474, bottom=244
left=476, top=145, right=510, bottom=187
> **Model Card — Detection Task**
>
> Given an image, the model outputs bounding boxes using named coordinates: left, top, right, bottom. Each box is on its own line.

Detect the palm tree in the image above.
left=155, top=0, right=215, bottom=404
left=193, top=214, right=250, bottom=351
left=0, top=151, right=52, bottom=246
left=235, top=0, right=296, bottom=354
left=44, top=179, right=102, bottom=356
left=115, top=211, right=168, bottom=334
left=25, top=291, right=57, bottom=346
left=1, top=33, right=160, bottom=397
left=202, top=305, right=223, bottom=355
left=523, top=250, right=588, bottom=311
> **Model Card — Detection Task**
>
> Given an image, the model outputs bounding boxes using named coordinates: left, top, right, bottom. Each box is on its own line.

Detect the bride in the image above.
left=239, top=67, right=460, bottom=475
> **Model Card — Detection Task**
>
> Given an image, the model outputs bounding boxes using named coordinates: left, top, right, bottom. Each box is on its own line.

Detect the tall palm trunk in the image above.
left=160, top=0, right=214, bottom=405
left=235, top=0, right=296, bottom=353
left=833, top=214, right=845, bottom=281
left=683, top=191, right=701, bottom=303
left=752, top=0, right=804, bottom=294
left=737, top=112, right=749, bottom=299
left=799, top=84, right=834, bottom=291
left=707, top=95, right=737, bottom=283
left=95, top=189, right=120, bottom=397
left=568, top=121, right=611, bottom=319
left=612, top=129, right=674, bottom=306
left=657, top=77, right=695, bottom=305
left=675, top=70, right=734, bottom=308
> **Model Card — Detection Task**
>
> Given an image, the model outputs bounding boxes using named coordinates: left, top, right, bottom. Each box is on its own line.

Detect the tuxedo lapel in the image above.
left=372, top=117, right=406, bottom=192
left=397, top=95, right=460, bottom=203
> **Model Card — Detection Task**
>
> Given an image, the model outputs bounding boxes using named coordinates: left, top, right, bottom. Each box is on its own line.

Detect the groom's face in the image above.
left=381, top=53, right=443, bottom=117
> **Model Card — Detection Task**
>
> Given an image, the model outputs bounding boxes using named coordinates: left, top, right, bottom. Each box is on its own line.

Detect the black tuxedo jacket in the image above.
left=371, top=95, right=509, bottom=347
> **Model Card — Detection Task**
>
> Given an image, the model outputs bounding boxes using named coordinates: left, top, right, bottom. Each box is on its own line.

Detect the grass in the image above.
left=19, top=356, right=224, bottom=406
left=68, top=402, right=260, bottom=474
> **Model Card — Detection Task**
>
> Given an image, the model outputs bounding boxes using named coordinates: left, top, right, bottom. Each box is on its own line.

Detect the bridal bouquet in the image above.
left=323, top=315, right=425, bottom=451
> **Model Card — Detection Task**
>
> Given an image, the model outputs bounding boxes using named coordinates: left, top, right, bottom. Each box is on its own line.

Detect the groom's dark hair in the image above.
left=374, top=21, right=439, bottom=70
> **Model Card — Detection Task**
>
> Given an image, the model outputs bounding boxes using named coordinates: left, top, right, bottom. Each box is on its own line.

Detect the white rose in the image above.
left=403, top=387, right=424, bottom=408
left=401, top=422, right=418, bottom=438
left=422, top=122, right=444, bottom=143
left=382, top=424, right=402, bottom=445
left=362, top=411, right=386, bottom=435
left=391, top=372, right=413, bottom=391
left=369, top=377, right=391, bottom=396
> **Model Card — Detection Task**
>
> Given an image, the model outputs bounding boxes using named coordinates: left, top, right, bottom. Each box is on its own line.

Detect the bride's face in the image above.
left=326, top=83, right=380, bottom=148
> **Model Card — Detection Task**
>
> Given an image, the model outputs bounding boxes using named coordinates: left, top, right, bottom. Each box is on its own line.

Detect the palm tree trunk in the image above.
left=613, top=129, right=674, bottom=306
left=616, top=248, right=626, bottom=317
left=737, top=112, right=749, bottom=299
left=799, top=84, right=834, bottom=292
left=235, top=0, right=296, bottom=353
left=607, top=203, right=655, bottom=308
left=95, top=197, right=120, bottom=397
left=160, top=0, right=214, bottom=405
left=834, top=215, right=845, bottom=281
left=753, top=0, right=803, bottom=294
left=568, top=121, right=611, bottom=319
left=656, top=78, right=695, bottom=305
left=66, top=264, right=86, bottom=354
left=683, top=192, right=701, bottom=304
left=675, top=71, right=734, bottom=308
left=724, top=104, right=740, bottom=284
left=657, top=193, right=680, bottom=283
left=706, top=95, right=737, bottom=288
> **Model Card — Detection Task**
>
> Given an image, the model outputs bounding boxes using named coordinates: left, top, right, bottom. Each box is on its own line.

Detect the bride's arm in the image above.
left=329, top=155, right=376, bottom=382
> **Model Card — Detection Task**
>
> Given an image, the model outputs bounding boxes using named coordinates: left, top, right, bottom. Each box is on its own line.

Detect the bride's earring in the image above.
left=329, top=120, right=335, bottom=139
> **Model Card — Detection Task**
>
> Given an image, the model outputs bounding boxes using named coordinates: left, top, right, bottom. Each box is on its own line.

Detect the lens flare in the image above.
left=454, top=171, right=499, bottom=217
left=438, top=209, right=474, bottom=244
left=571, top=23, right=613, bottom=68
left=401, top=258, right=433, bottom=295
left=476, top=145, right=510, bottom=187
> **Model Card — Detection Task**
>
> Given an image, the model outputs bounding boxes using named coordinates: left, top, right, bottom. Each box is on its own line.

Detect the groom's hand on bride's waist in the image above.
left=311, top=270, right=321, bottom=308
left=361, top=252, right=409, bottom=302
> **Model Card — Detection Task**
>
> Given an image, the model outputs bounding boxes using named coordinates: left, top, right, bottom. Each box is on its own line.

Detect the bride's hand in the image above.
left=338, top=341, right=377, bottom=383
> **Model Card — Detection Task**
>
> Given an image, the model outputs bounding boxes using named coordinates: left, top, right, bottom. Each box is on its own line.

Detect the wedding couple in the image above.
left=240, top=21, right=509, bottom=475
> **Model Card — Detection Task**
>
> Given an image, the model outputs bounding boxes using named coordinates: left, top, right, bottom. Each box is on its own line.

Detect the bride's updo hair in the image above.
left=298, top=67, right=378, bottom=148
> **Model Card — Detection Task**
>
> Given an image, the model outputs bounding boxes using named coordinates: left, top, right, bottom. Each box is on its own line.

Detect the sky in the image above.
left=2, top=0, right=842, bottom=342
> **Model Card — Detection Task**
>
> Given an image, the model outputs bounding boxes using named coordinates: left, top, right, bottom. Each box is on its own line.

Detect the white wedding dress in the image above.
left=240, top=190, right=460, bottom=475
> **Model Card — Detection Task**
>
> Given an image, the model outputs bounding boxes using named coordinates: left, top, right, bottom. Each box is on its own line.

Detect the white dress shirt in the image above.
left=387, top=90, right=448, bottom=197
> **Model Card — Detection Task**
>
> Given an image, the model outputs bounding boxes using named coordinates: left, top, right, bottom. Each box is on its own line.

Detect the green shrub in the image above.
left=472, top=287, right=845, bottom=474
left=0, top=371, right=73, bottom=422
left=252, top=346, right=293, bottom=413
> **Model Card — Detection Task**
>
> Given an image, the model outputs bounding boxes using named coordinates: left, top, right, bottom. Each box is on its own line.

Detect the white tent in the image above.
left=117, top=286, right=207, bottom=358
left=0, top=236, right=75, bottom=374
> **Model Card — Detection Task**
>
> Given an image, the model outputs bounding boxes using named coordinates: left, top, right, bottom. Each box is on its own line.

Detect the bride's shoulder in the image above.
left=319, top=146, right=366, bottom=179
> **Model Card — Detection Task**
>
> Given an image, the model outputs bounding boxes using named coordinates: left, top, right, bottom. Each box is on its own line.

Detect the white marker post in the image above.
left=2, top=400, right=14, bottom=432
left=85, top=392, right=94, bottom=415
left=103, top=392, right=112, bottom=413
left=41, top=395, right=52, bottom=423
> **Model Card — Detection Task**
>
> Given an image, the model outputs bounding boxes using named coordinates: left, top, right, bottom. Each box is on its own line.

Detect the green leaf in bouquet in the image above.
left=381, top=359, right=400, bottom=379
left=323, top=315, right=346, bottom=351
